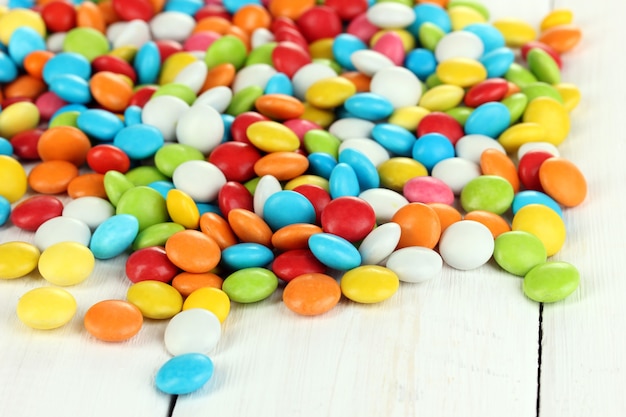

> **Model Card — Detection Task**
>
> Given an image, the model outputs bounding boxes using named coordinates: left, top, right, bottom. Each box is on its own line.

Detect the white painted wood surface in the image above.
left=0, top=1, right=614, bottom=416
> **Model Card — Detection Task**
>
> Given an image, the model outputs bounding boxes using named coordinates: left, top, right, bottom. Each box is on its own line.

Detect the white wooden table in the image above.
left=1, top=1, right=621, bottom=416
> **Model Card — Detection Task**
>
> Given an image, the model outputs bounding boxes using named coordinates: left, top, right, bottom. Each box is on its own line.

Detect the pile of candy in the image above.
left=0, top=0, right=585, bottom=395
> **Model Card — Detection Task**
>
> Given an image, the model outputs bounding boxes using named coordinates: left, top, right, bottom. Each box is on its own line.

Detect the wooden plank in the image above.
left=539, top=0, right=626, bottom=415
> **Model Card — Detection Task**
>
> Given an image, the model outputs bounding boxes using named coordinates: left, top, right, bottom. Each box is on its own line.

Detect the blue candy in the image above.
left=337, top=148, right=379, bottom=191
left=49, top=74, right=92, bottom=104
left=114, top=124, right=165, bottom=160
left=308, top=233, right=361, bottom=270
left=221, top=243, right=274, bottom=270
left=0, top=50, right=17, bottom=83
left=263, top=190, right=316, bottom=230
left=124, top=105, right=143, bottom=126
left=42, top=52, right=91, bottom=84
left=264, top=72, right=293, bottom=96
left=412, top=133, right=455, bottom=172
left=480, top=47, right=515, bottom=78
left=155, top=353, right=214, bottom=395
left=77, top=109, right=125, bottom=141
left=410, top=3, right=452, bottom=35
left=371, top=123, right=417, bottom=157
left=164, top=0, right=204, bottom=15
left=332, top=34, right=367, bottom=71
left=8, top=27, right=45, bottom=67
left=464, top=102, right=511, bottom=138
left=148, top=180, right=176, bottom=200
left=90, top=214, right=139, bottom=260
left=0, top=196, right=10, bottom=226
left=308, top=152, right=337, bottom=179
left=329, top=162, right=360, bottom=198
left=222, top=0, right=262, bottom=13
left=404, top=48, right=437, bottom=81
left=343, top=93, right=394, bottom=121
left=463, top=23, right=505, bottom=54
left=0, top=137, right=13, bottom=156
left=134, top=42, right=161, bottom=85
left=512, top=190, right=563, bottom=218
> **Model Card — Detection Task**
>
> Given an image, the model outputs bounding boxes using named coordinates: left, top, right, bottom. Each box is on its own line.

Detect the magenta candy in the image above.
left=272, top=41, right=312, bottom=79
left=403, top=176, right=455, bottom=205
left=372, top=32, right=406, bottom=66
left=208, top=142, right=262, bottom=183
left=320, top=196, right=376, bottom=242
left=464, top=78, right=509, bottom=107
left=183, top=32, right=220, bottom=52
left=218, top=181, right=254, bottom=217
left=416, top=112, right=464, bottom=145
left=346, top=12, right=379, bottom=43
left=283, top=119, right=322, bottom=143
left=10, top=195, right=64, bottom=231
left=293, top=184, right=331, bottom=225
left=35, top=92, right=67, bottom=121
left=125, top=246, right=179, bottom=283
left=230, top=111, right=269, bottom=144
left=297, top=6, right=343, bottom=43
left=272, top=249, right=328, bottom=282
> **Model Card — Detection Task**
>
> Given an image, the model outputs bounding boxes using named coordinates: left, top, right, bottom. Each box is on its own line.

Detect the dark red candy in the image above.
left=129, top=85, right=158, bottom=108
left=87, top=144, right=131, bottom=174
left=271, top=249, right=327, bottom=282
left=208, top=142, right=262, bottom=183
left=230, top=111, right=269, bottom=144
left=521, top=41, right=563, bottom=69
left=11, top=128, right=44, bottom=160
left=10, top=195, right=64, bottom=231
left=92, top=55, right=137, bottom=83
left=464, top=78, right=509, bottom=107
left=518, top=151, right=554, bottom=191
left=292, top=184, right=331, bottom=225
left=125, top=246, right=179, bottom=283
left=273, top=26, right=310, bottom=54
left=218, top=181, right=254, bottom=218
left=272, top=41, right=312, bottom=79
left=112, top=0, right=154, bottom=21
left=320, top=196, right=376, bottom=242
left=35, top=91, right=67, bottom=121
left=325, top=0, right=368, bottom=21
left=416, top=112, right=464, bottom=145
left=297, top=6, right=343, bottom=43
left=154, top=40, right=183, bottom=63
left=40, top=0, right=77, bottom=32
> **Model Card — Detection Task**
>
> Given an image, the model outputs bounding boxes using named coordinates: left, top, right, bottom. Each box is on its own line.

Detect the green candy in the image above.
left=523, top=261, right=580, bottom=303
left=116, top=186, right=169, bottom=232
left=376, top=0, right=413, bottom=6
left=245, top=42, right=276, bottom=67
left=522, top=82, right=564, bottom=104
left=222, top=267, right=279, bottom=303
left=226, top=85, right=263, bottom=116
left=505, top=63, right=538, bottom=89
left=527, top=48, right=561, bottom=85
left=205, top=35, right=247, bottom=70
left=445, top=106, right=473, bottom=126
left=103, top=170, right=135, bottom=207
left=244, top=177, right=261, bottom=195
left=303, top=129, right=340, bottom=158
left=419, top=22, right=445, bottom=51
left=494, top=231, right=547, bottom=276
left=132, top=222, right=185, bottom=251
left=460, top=175, right=514, bottom=215
left=49, top=111, right=80, bottom=128
left=448, top=0, right=490, bottom=20
left=501, top=92, right=528, bottom=123
left=126, top=166, right=169, bottom=186
left=312, top=58, right=341, bottom=74
left=425, top=73, right=443, bottom=89
left=63, top=28, right=110, bottom=62
left=154, top=143, right=204, bottom=177
left=152, top=83, right=197, bottom=105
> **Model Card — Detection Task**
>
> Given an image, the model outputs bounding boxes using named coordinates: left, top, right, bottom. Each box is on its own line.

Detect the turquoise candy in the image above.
left=479, top=47, right=515, bottom=78
left=0, top=195, right=10, bottom=226
left=134, top=41, right=161, bottom=85
left=308, top=233, right=361, bottom=270
left=7, top=27, right=45, bottom=67
left=264, top=72, right=293, bottom=96
left=331, top=33, right=366, bottom=71
left=42, top=52, right=91, bottom=84
left=494, top=231, right=547, bottom=276
left=222, top=267, right=279, bottom=303
left=512, top=190, right=563, bottom=218
left=411, top=132, right=455, bottom=172
left=262, top=190, right=316, bottom=230
left=460, top=175, right=514, bottom=215
left=307, top=152, right=337, bottom=179
left=155, top=353, right=214, bottom=395
left=338, top=148, right=379, bottom=191
left=371, top=123, right=416, bottom=157
left=114, top=124, right=165, bottom=160
left=76, top=109, right=124, bottom=141
left=49, top=74, right=92, bottom=104
left=329, top=163, right=360, bottom=199
left=523, top=261, right=580, bottom=303
left=463, top=23, right=505, bottom=53
left=343, top=93, right=394, bottom=121
left=90, top=214, right=139, bottom=259
left=116, top=186, right=169, bottom=231
left=221, top=243, right=274, bottom=270
left=464, top=102, right=511, bottom=138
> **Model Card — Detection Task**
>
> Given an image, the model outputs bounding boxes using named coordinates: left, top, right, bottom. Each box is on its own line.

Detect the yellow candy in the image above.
left=247, top=120, right=301, bottom=152
left=493, top=18, right=537, bottom=47
left=284, top=175, right=330, bottom=191
left=300, top=102, right=336, bottom=128
left=0, top=242, right=40, bottom=279
left=0, top=8, right=46, bottom=45
left=166, top=189, right=200, bottom=229
left=498, top=122, right=547, bottom=153
left=183, top=287, right=231, bottom=323
left=436, top=58, right=487, bottom=87
left=554, top=83, right=581, bottom=112
left=308, top=38, right=334, bottom=60
left=127, top=280, right=183, bottom=319
left=512, top=204, right=566, bottom=257
left=419, top=84, right=465, bottom=111
left=340, top=265, right=399, bottom=303
left=158, top=52, right=198, bottom=85
left=305, top=76, right=356, bottom=109
left=38, top=242, right=95, bottom=286
left=0, top=155, right=28, bottom=203
left=109, top=45, right=138, bottom=62
left=522, top=97, right=570, bottom=146
left=377, top=157, right=428, bottom=192
left=540, top=9, right=574, bottom=32
left=0, top=101, right=40, bottom=139
left=370, top=29, right=416, bottom=52
left=448, top=6, right=487, bottom=30
left=17, top=287, right=77, bottom=330
left=388, top=106, right=431, bottom=130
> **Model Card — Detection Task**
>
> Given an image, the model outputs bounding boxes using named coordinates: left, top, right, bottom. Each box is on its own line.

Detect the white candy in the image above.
left=358, top=222, right=401, bottom=265
left=232, top=63, right=276, bottom=94
left=175, top=104, right=224, bottom=154
left=359, top=188, right=409, bottom=223
left=455, top=134, right=506, bottom=164
left=435, top=31, right=484, bottom=62
left=385, top=247, right=443, bottom=283
left=251, top=27, right=275, bottom=49
left=172, top=160, right=226, bottom=203
left=150, top=11, right=195, bottom=42
left=173, top=60, right=208, bottom=94
left=366, top=2, right=415, bottom=29
left=517, top=141, right=560, bottom=160
left=164, top=309, right=221, bottom=356
left=62, top=197, right=115, bottom=230
left=350, top=50, right=395, bottom=77
left=328, top=118, right=375, bottom=141
left=46, top=32, right=65, bottom=53
left=110, top=19, right=151, bottom=49
left=253, top=175, right=282, bottom=217
left=292, top=63, right=338, bottom=100
left=141, top=95, right=190, bottom=141
left=194, top=86, right=233, bottom=113
left=370, top=66, right=422, bottom=108
left=34, top=217, right=91, bottom=251
left=431, top=157, right=481, bottom=194
left=438, top=220, right=494, bottom=270
left=339, top=138, right=390, bottom=168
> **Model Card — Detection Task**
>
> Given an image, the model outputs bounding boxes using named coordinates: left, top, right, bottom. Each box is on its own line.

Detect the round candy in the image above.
left=320, top=196, right=375, bottom=242
left=494, top=231, right=547, bottom=276
left=116, top=186, right=169, bottom=232
left=0, top=155, right=28, bottom=203
left=34, top=216, right=91, bottom=251
left=10, top=195, right=64, bottom=231
left=155, top=353, right=214, bottom=395
left=182, top=287, right=230, bottom=323
left=523, top=261, right=580, bottom=303
left=165, top=230, right=221, bottom=274
left=262, top=190, right=317, bottom=230
left=391, top=202, right=441, bottom=249
left=340, top=265, right=399, bottom=304
left=460, top=175, right=514, bottom=215
left=512, top=204, right=566, bottom=257
left=221, top=267, right=278, bottom=303
left=438, top=220, right=494, bottom=270
left=385, top=246, right=443, bottom=283
left=126, top=246, right=180, bottom=284
left=17, top=287, right=77, bottom=330
left=127, top=280, right=183, bottom=319
left=84, top=300, right=144, bottom=342
left=358, top=222, right=401, bottom=266
left=538, top=157, right=587, bottom=207
left=272, top=249, right=327, bottom=282
left=283, top=273, right=341, bottom=316
left=164, top=309, right=221, bottom=356
left=0, top=242, right=40, bottom=280
left=221, top=243, right=274, bottom=270
left=308, top=233, right=362, bottom=270
left=90, top=214, right=139, bottom=260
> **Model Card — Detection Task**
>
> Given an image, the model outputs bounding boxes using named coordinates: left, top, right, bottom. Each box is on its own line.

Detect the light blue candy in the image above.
left=0, top=196, right=10, bottom=226
left=512, top=190, right=563, bottom=218
left=410, top=3, right=452, bottom=35
left=222, top=0, right=262, bottom=13
left=412, top=132, right=455, bottom=171
left=404, top=48, right=437, bottom=81
left=332, top=34, right=367, bottom=71
left=196, top=202, right=222, bottom=216
left=155, top=353, right=214, bottom=395
left=0, top=50, right=17, bottom=83
left=134, top=42, right=161, bottom=85
left=480, top=47, right=515, bottom=78
left=148, top=180, right=176, bottom=199
left=9, top=0, right=34, bottom=9
left=8, top=27, right=45, bottom=67
left=263, top=190, right=316, bottom=230
left=463, top=23, right=505, bottom=54
left=371, top=123, right=417, bottom=157
left=221, top=114, right=234, bottom=142
left=124, top=105, right=143, bottom=126
left=164, top=0, right=204, bottom=15
left=308, top=233, right=361, bottom=270
left=307, top=152, right=337, bottom=179
left=77, top=109, right=125, bottom=141
left=114, top=124, right=165, bottom=160
left=221, top=243, right=274, bottom=270
left=464, top=102, right=511, bottom=138
left=329, top=162, right=360, bottom=198
left=49, top=74, right=92, bottom=104
left=338, top=148, right=379, bottom=191
left=343, top=93, right=394, bottom=121
left=0, top=137, right=13, bottom=156
left=90, top=214, right=139, bottom=259
left=43, top=52, right=91, bottom=84
left=264, top=72, right=293, bottom=96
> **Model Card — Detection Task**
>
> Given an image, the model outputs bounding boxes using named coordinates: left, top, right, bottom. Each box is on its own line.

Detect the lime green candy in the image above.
left=63, top=27, right=110, bottom=62
left=445, top=106, right=473, bottom=126
left=522, top=82, right=563, bottom=104
left=49, top=111, right=80, bottom=128
left=226, top=85, right=264, bottom=116
left=104, top=170, right=135, bottom=206
left=505, top=62, right=538, bottom=89
left=448, top=0, right=490, bottom=20
left=222, top=267, right=279, bottom=303
left=244, top=176, right=261, bottom=195
left=494, top=231, right=547, bottom=276
left=132, top=222, right=185, bottom=251
left=246, top=42, right=276, bottom=66
left=152, top=83, right=197, bottom=105
left=501, top=92, right=528, bottom=123
left=154, top=143, right=205, bottom=177
left=523, top=261, right=580, bottom=303
left=205, top=35, right=247, bottom=70
left=303, top=129, right=340, bottom=158
left=527, top=48, right=561, bottom=85
left=116, top=186, right=169, bottom=231
left=460, top=175, right=514, bottom=215
left=126, top=166, right=168, bottom=186
left=419, top=22, right=445, bottom=51
left=425, top=73, right=443, bottom=88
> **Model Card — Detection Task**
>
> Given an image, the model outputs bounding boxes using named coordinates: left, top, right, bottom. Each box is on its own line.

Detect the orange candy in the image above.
left=228, top=208, right=273, bottom=247
left=165, top=230, right=221, bottom=273
left=391, top=202, right=441, bottom=249
left=271, top=223, right=323, bottom=251
left=282, top=273, right=341, bottom=316
left=340, top=71, right=371, bottom=93
left=89, top=71, right=133, bottom=112
left=232, top=4, right=272, bottom=34
left=428, top=202, right=462, bottom=233
left=479, top=149, right=520, bottom=193
left=254, top=151, right=309, bottom=180
left=97, top=0, right=120, bottom=25
left=538, top=157, right=587, bottom=207
left=464, top=210, right=511, bottom=238
left=83, top=299, right=144, bottom=342
left=254, top=94, right=305, bottom=120
left=23, top=50, right=54, bottom=80
left=76, top=1, right=106, bottom=33
left=199, top=212, right=238, bottom=250
left=538, top=24, right=582, bottom=54
left=28, top=160, right=79, bottom=194
left=67, top=173, right=107, bottom=199
left=171, top=271, right=224, bottom=297
left=37, top=125, right=92, bottom=166
left=268, top=0, right=315, bottom=20
left=193, top=16, right=232, bottom=35
left=200, top=63, right=236, bottom=91
left=3, top=75, right=47, bottom=99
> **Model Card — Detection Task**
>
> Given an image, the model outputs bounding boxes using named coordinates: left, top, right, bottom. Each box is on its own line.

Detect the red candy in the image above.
left=518, top=150, right=554, bottom=191
left=10, top=128, right=44, bottom=160
left=292, top=184, right=331, bottom=225
left=217, top=181, right=254, bottom=217
left=272, top=249, right=327, bottom=282
left=154, top=40, right=184, bottom=63
left=125, top=246, right=180, bottom=284
left=230, top=111, right=269, bottom=144
left=320, top=196, right=376, bottom=242
left=112, top=0, right=154, bottom=21
left=92, top=55, right=138, bottom=83
left=416, top=112, right=464, bottom=145
left=272, top=41, right=312, bottom=78
left=297, top=6, right=343, bottom=43
left=10, top=195, right=64, bottom=231
left=208, top=142, right=262, bottom=182
left=325, top=0, right=368, bottom=21
left=372, top=32, right=406, bottom=66
left=40, top=1, right=77, bottom=33
left=35, top=91, right=67, bottom=121
left=87, top=144, right=132, bottom=174
left=464, top=78, right=509, bottom=107
left=129, top=86, right=158, bottom=108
